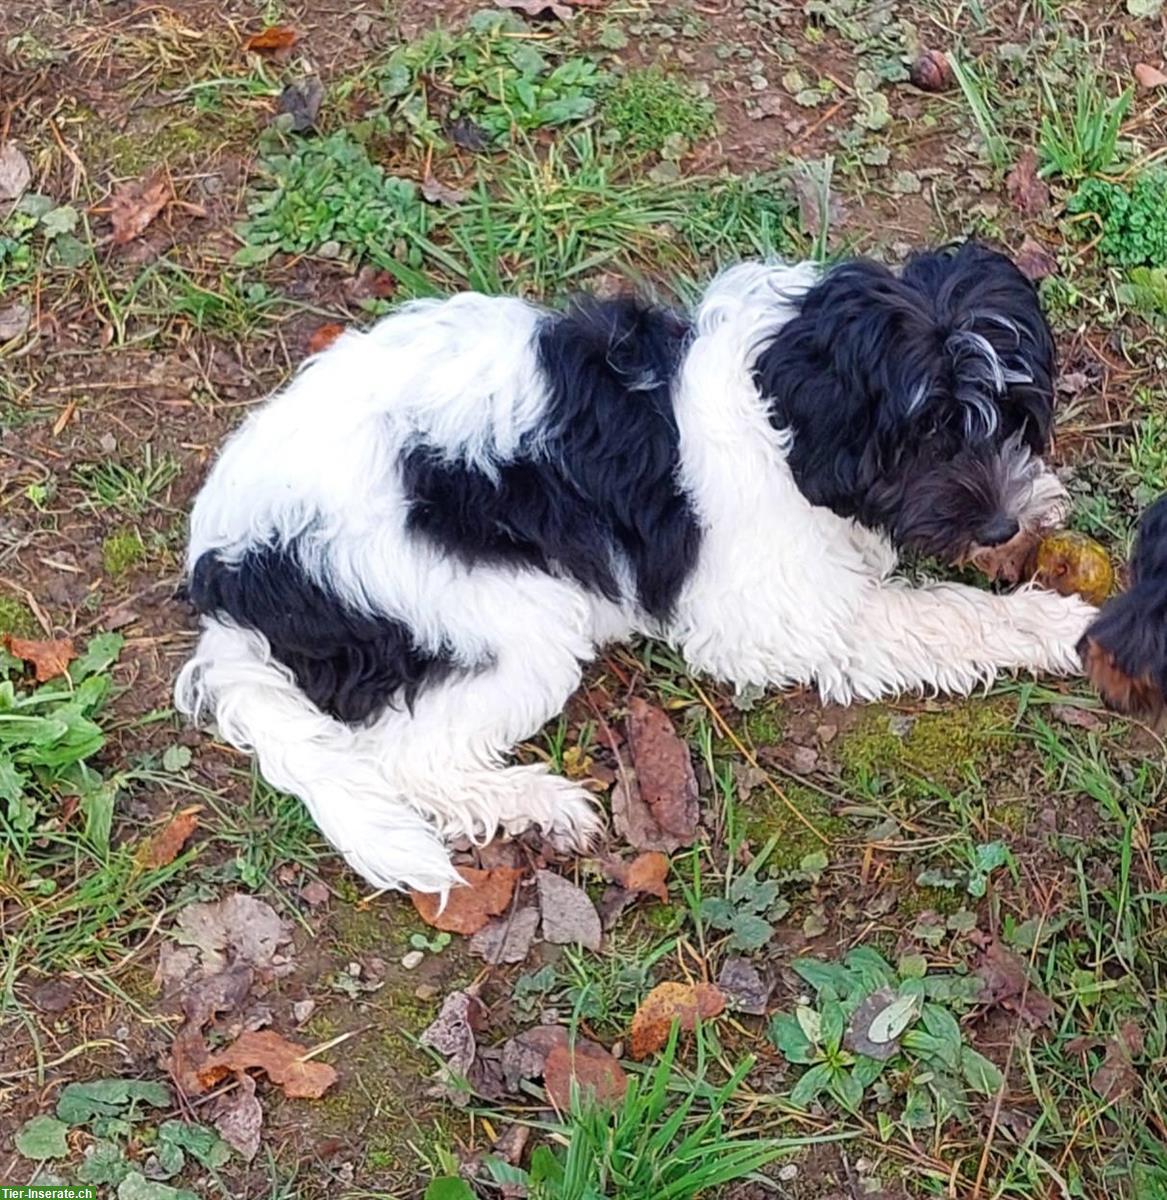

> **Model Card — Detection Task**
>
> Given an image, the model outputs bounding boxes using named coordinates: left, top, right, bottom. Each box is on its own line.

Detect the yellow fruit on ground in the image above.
left=1033, top=531, right=1115, bottom=606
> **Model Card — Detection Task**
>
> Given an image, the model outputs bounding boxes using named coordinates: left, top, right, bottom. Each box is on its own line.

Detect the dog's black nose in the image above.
left=977, top=516, right=1020, bottom=547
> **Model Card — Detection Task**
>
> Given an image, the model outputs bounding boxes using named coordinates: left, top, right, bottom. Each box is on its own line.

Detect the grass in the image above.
left=1039, top=72, right=1131, bottom=181
left=600, top=67, right=716, bottom=157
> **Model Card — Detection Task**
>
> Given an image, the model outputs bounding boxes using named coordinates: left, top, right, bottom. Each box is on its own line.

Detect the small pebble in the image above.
left=292, top=999, right=315, bottom=1024
left=401, top=950, right=424, bottom=970
left=414, top=983, right=439, bottom=1001
left=778, top=1163, right=799, bottom=1181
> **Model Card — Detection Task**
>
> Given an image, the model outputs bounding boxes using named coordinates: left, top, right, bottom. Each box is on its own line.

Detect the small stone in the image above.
left=401, top=950, right=424, bottom=970
left=816, top=723, right=837, bottom=744
left=292, top=999, right=315, bottom=1024
left=778, top=1163, right=799, bottom=1181
left=99, top=433, right=118, bottom=454
left=414, top=983, right=439, bottom=1002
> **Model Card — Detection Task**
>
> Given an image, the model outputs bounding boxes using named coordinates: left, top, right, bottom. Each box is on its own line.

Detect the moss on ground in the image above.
left=739, top=781, right=850, bottom=870
left=102, top=528, right=145, bottom=578
left=837, top=702, right=1009, bottom=797
left=0, top=593, right=39, bottom=638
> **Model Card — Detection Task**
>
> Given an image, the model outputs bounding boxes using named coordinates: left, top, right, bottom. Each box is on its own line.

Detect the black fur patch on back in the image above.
left=189, top=547, right=456, bottom=724
left=401, top=296, right=700, bottom=620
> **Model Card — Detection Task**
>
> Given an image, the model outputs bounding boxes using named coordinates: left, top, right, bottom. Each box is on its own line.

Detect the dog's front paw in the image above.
left=1006, top=587, right=1097, bottom=674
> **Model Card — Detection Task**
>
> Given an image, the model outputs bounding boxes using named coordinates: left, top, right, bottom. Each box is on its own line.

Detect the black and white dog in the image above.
left=177, top=243, right=1096, bottom=892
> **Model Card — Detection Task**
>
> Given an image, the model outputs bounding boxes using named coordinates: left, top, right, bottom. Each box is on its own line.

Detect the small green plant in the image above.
left=699, top=839, right=801, bottom=952
left=236, top=129, right=436, bottom=267
left=1039, top=74, right=1131, bottom=180
left=102, top=527, right=146, bottom=578
left=1118, top=265, right=1167, bottom=322
left=1125, top=408, right=1167, bottom=506
left=1067, top=172, right=1167, bottom=267
left=378, top=11, right=605, bottom=149
left=917, top=839, right=1016, bottom=898
left=409, top=930, right=452, bottom=954
left=768, top=946, right=1002, bottom=1127
left=601, top=67, right=716, bottom=157
left=949, top=55, right=1011, bottom=171
left=14, top=1078, right=231, bottom=1185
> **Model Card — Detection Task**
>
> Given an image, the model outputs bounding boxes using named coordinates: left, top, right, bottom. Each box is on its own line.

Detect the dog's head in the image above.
left=757, top=241, right=1061, bottom=564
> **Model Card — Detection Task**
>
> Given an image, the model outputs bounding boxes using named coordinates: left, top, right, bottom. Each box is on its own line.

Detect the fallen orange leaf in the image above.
left=411, top=867, right=522, bottom=935
left=307, top=323, right=345, bottom=355
left=629, top=981, right=725, bottom=1060
left=111, top=170, right=172, bottom=245
left=543, top=1040, right=627, bottom=1110
left=244, top=25, right=298, bottom=52
left=3, top=634, right=75, bottom=682
left=198, top=1029, right=338, bottom=1099
left=603, top=852, right=669, bottom=901
left=137, top=805, right=203, bottom=869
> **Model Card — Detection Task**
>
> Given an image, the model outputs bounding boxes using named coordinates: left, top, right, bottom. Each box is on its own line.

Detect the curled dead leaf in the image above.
left=411, top=867, right=522, bottom=936
left=244, top=26, right=298, bottom=53
left=602, top=852, right=669, bottom=901
left=198, top=1029, right=338, bottom=1099
left=137, top=805, right=202, bottom=869
left=629, top=981, right=725, bottom=1060
left=111, top=170, right=172, bottom=246
left=543, top=1040, right=628, bottom=1109
left=307, top=323, right=345, bottom=356
left=1135, top=62, right=1167, bottom=89
left=3, top=635, right=75, bottom=682
left=977, top=942, right=1055, bottom=1029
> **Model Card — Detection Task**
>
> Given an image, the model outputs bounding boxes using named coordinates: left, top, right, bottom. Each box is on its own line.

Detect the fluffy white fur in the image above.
left=177, top=263, right=1096, bottom=893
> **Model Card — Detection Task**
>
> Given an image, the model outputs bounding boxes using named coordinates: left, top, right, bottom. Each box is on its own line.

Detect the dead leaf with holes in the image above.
left=198, top=1029, right=338, bottom=1099
left=137, top=806, right=202, bottom=869
left=543, top=1040, right=628, bottom=1109
left=111, top=170, right=172, bottom=245
left=629, top=981, right=725, bottom=1059
left=1092, top=1020, right=1143, bottom=1102
left=3, top=635, right=75, bottom=682
left=411, top=867, right=522, bottom=935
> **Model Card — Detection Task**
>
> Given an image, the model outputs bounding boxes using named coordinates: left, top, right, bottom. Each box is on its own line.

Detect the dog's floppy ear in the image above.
left=1080, top=494, right=1167, bottom=717
left=900, top=241, right=1056, bottom=452
left=754, top=257, right=933, bottom=519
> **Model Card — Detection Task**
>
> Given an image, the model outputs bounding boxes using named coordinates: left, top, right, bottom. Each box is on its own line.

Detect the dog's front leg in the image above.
left=821, top=580, right=1096, bottom=703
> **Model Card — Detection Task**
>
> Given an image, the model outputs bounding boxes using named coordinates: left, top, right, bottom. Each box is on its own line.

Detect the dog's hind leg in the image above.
left=817, top=580, right=1097, bottom=703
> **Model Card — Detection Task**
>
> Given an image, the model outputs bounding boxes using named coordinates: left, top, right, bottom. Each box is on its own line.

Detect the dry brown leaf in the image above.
left=111, top=171, right=172, bottom=245
left=307, top=323, right=345, bottom=355
left=617, top=698, right=699, bottom=852
left=495, top=0, right=573, bottom=17
left=537, top=870, right=602, bottom=950
left=411, top=867, right=523, bottom=935
left=629, top=981, right=725, bottom=1060
left=602, top=852, right=669, bottom=901
left=1015, top=235, right=1057, bottom=282
left=543, top=1041, right=628, bottom=1109
left=976, top=942, right=1055, bottom=1029
left=137, top=805, right=202, bottom=869
left=1092, top=1020, right=1143, bottom=1101
left=245, top=26, right=298, bottom=53
left=3, top=635, right=76, bottom=682
left=1135, top=63, right=1167, bottom=89
left=1005, top=148, right=1050, bottom=217
left=165, top=965, right=254, bottom=1095
left=213, top=1072, right=263, bottom=1161
left=421, top=174, right=469, bottom=206
left=198, top=1029, right=338, bottom=1099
